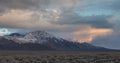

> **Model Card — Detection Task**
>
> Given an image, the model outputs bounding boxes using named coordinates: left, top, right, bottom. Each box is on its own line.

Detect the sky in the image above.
left=0, top=0, right=120, bottom=49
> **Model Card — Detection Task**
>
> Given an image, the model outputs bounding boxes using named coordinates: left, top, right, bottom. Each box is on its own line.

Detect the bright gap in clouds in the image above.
left=0, top=28, right=12, bottom=36
left=72, top=27, right=113, bottom=43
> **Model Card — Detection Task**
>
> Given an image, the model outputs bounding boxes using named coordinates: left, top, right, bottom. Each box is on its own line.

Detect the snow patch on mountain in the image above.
left=2, top=31, right=63, bottom=44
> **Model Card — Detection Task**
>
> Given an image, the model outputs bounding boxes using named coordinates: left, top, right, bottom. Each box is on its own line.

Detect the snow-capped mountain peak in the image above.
left=24, top=31, right=56, bottom=43
left=3, top=31, right=58, bottom=44
left=0, top=30, right=118, bottom=51
left=25, top=31, right=54, bottom=39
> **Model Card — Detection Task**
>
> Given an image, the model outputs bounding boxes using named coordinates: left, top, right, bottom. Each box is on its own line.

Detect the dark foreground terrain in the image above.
left=0, top=51, right=119, bottom=63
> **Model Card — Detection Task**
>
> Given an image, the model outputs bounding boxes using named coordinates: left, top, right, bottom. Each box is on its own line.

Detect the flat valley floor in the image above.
left=0, top=51, right=119, bottom=63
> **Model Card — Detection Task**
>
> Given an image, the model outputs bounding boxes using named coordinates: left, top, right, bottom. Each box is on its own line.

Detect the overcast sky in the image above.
left=0, top=0, right=120, bottom=49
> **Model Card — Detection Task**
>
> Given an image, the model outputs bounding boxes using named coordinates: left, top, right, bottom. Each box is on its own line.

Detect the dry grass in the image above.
left=0, top=51, right=119, bottom=63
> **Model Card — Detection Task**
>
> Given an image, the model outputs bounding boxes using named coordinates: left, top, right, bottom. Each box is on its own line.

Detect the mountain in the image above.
left=8, top=33, right=24, bottom=37
left=0, top=31, right=119, bottom=51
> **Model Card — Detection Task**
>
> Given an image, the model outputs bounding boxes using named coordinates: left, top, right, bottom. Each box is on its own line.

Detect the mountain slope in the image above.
left=0, top=31, right=119, bottom=51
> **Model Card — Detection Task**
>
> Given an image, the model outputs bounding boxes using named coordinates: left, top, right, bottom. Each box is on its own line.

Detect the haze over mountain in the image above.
left=0, top=31, right=118, bottom=51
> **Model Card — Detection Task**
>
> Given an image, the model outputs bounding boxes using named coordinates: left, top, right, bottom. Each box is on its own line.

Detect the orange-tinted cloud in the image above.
left=72, top=27, right=113, bottom=43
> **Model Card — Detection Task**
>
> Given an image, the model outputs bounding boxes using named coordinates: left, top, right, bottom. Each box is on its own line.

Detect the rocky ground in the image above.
left=0, top=51, right=119, bottom=63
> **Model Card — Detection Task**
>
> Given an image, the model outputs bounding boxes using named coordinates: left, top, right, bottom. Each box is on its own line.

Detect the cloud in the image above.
left=0, top=0, right=79, bottom=11
left=79, top=0, right=120, bottom=11
left=92, top=31, right=120, bottom=49
left=0, top=0, right=120, bottom=45
left=0, top=0, right=81, bottom=28
left=101, top=0, right=120, bottom=11
left=0, top=10, right=37, bottom=28
left=53, top=11, right=113, bottom=28
left=0, top=28, right=12, bottom=36
left=0, top=0, right=118, bottom=29
left=71, top=26, right=113, bottom=43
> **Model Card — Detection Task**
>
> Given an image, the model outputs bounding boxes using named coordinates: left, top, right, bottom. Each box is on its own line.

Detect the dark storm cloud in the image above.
left=53, top=11, right=113, bottom=28
left=0, top=0, right=47, bottom=11
left=0, top=0, right=77, bottom=11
